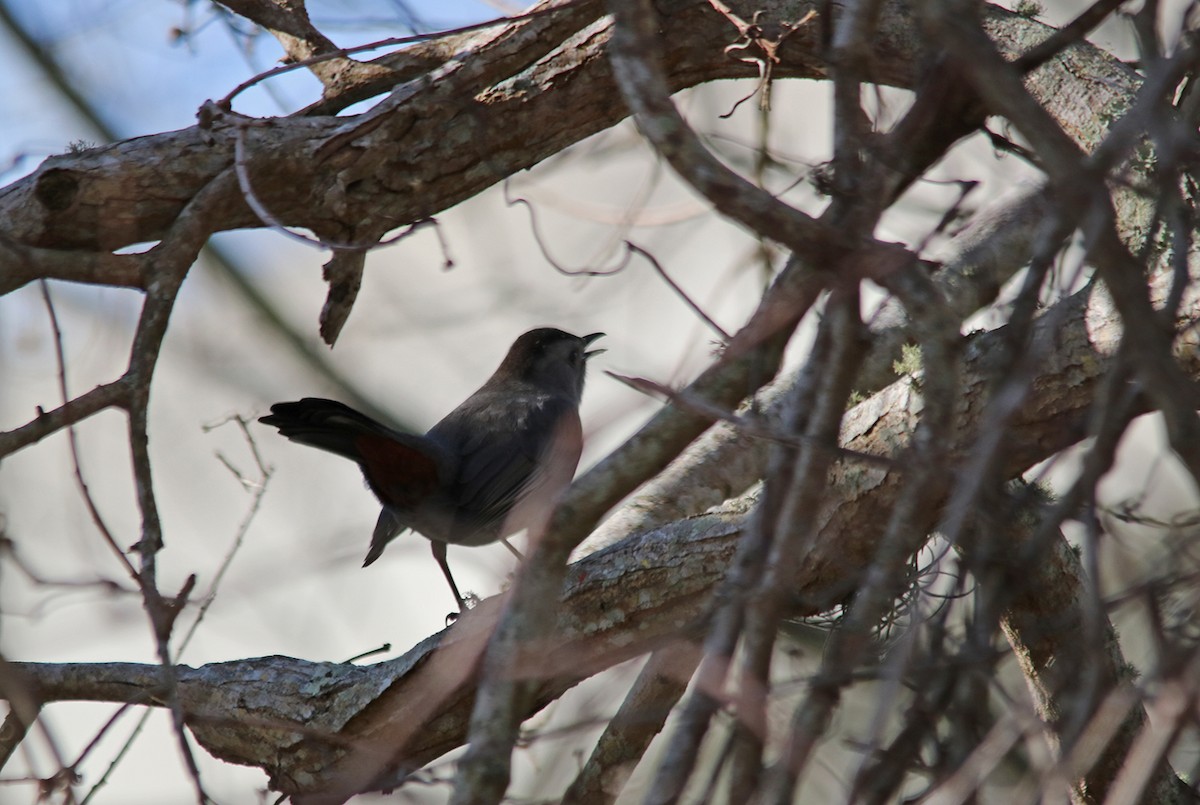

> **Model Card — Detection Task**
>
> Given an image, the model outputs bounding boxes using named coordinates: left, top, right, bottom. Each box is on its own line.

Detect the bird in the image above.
left=259, top=327, right=604, bottom=612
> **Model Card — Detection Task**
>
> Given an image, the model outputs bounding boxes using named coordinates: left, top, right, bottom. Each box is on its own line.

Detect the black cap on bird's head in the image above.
left=494, top=328, right=605, bottom=401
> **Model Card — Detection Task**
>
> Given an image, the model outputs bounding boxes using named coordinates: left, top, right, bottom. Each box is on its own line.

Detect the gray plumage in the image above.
left=260, top=327, right=603, bottom=610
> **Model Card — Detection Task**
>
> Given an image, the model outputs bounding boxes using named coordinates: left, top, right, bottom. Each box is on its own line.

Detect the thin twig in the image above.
left=624, top=242, right=732, bottom=341
left=37, top=282, right=138, bottom=581
left=604, top=370, right=894, bottom=469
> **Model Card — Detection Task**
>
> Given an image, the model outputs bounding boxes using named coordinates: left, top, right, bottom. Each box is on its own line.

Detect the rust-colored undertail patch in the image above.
left=354, top=436, right=440, bottom=509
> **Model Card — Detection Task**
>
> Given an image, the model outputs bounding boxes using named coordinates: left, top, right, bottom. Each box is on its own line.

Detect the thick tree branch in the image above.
left=0, top=1, right=1127, bottom=290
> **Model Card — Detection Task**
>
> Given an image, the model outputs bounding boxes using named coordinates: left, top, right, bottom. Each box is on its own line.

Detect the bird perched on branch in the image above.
left=259, top=328, right=604, bottom=612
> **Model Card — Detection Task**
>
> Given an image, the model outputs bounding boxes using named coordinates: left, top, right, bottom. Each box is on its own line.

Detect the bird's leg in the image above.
left=431, top=541, right=467, bottom=613
left=500, top=538, right=524, bottom=561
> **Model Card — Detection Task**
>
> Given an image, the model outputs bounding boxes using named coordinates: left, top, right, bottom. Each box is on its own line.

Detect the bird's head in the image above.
left=497, top=328, right=605, bottom=402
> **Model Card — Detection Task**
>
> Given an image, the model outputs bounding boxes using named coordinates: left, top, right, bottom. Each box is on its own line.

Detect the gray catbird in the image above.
left=259, top=328, right=604, bottom=610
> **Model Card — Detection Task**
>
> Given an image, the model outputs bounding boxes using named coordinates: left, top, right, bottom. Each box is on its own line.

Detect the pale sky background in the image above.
left=1, top=1, right=1197, bottom=803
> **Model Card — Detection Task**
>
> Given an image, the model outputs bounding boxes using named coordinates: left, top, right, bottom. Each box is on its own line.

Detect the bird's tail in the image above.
left=258, top=398, right=397, bottom=461
left=261, top=398, right=447, bottom=517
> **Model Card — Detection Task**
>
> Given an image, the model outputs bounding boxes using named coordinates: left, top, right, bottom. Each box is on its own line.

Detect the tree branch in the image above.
left=0, top=1, right=1121, bottom=290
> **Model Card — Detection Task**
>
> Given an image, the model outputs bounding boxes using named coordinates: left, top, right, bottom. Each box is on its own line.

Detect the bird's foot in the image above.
left=444, top=592, right=482, bottom=626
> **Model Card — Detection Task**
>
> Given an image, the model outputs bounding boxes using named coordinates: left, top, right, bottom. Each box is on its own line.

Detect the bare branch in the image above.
left=0, top=381, right=130, bottom=460
left=212, top=0, right=391, bottom=91
left=562, top=645, right=702, bottom=804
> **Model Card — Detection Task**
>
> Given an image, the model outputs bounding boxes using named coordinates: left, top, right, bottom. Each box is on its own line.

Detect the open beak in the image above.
left=582, top=332, right=606, bottom=360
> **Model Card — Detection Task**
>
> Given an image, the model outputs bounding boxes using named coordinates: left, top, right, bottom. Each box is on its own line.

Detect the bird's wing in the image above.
left=432, top=391, right=582, bottom=539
